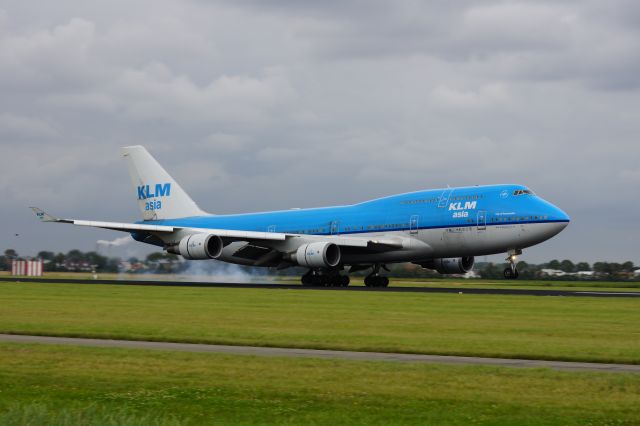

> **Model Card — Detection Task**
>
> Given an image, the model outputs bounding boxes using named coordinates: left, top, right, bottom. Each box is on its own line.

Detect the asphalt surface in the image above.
left=2, top=276, right=640, bottom=298
left=1, top=334, right=638, bottom=373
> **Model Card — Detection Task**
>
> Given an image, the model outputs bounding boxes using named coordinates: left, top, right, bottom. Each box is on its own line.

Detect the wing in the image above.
left=30, top=207, right=404, bottom=251
left=30, top=207, right=176, bottom=233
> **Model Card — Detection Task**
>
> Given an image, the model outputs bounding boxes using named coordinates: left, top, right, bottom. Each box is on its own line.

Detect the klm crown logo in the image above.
left=137, top=183, right=171, bottom=200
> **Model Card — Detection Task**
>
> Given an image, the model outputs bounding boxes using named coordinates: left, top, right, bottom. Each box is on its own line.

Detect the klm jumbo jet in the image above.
left=32, top=146, right=570, bottom=286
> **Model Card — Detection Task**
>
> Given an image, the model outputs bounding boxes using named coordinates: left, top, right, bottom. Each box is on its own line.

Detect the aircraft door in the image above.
left=477, top=211, right=487, bottom=231
left=409, top=215, right=419, bottom=235
left=330, top=220, right=339, bottom=235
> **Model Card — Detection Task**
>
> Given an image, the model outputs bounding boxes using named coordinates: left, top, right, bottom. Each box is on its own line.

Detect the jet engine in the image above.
left=177, top=233, right=223, bottom=260
left=296, top=242, right=341, bottom=268
left=420, top=257, right=474, bottom=274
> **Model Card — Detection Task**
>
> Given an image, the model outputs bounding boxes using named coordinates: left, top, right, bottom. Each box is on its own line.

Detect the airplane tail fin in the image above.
left=121, top=146, right=208, bottom=221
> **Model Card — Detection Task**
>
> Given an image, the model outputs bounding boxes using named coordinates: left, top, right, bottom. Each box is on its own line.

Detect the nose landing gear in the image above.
left=503, top=249, right=522, bottom=279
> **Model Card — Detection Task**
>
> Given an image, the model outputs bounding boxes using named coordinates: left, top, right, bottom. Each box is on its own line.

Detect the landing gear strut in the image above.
left=364, top=264, right=389, bottom=287
left=503, top=249, right=522, bottom=280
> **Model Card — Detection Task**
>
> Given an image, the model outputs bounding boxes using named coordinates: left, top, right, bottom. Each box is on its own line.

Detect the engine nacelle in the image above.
left=421, top=257, right=475, bottom=274
left=177, top=234, right=223, bottom=260
left=296, top=242, right=341, bottom=268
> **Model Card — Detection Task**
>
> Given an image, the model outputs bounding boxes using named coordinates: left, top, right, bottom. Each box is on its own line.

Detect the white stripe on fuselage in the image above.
left=218, top=221, right=568, bottom=266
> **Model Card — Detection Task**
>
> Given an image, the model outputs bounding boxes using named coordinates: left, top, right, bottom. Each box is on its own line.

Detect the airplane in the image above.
left=31, top=146, right=570, bottom=286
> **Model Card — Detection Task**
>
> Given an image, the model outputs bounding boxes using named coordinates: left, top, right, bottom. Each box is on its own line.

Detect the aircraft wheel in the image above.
left=503, top=268, right=519, bottom=280
left=312, top=274, right=324, bottom=286
left=301, top=271, right=313, bottom=286
left=364, top=275, right=372, bottom=287
left=340, top=275, right=350, bottom=287
left=330, top=275, right=342, bottom=287
left=365, top=275, right=386, bottom=287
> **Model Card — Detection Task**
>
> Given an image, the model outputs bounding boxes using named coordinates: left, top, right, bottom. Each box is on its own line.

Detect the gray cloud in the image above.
left=1, top=0, right=639, bottom=263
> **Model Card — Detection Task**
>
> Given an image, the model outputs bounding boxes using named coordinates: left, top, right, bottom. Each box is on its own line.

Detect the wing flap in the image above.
left=73, top=220, right=175, bottom=233
left=299, top=234, right=405, bottom=249
left=186, top=228, right=288, bottom=241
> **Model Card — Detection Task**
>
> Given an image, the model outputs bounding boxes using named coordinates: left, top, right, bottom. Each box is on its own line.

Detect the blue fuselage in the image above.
left=145, top=184, right=569, bottom=239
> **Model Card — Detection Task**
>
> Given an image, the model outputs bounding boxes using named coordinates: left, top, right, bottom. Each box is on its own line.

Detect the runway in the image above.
left=2, top=277, right=640, bottom=298
left=1, top=333, right=638, bottom=373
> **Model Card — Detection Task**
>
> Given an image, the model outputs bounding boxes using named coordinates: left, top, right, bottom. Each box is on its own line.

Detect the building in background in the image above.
left=11, top=260, right=43, bottom=277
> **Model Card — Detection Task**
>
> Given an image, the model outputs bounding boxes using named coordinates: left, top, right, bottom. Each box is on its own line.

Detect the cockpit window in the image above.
left=513, top=189, right=534, bottom=196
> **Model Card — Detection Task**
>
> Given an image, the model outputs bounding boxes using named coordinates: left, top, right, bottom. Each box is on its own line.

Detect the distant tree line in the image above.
left=0, top=249, right=261, bottom=275
left=338, top=259, right=639, bottom=281
left=1, top=248, right=638, bottom=280
left=1, top=249, right=121, bottom=273
left=476, top=259, right=638, bottom=280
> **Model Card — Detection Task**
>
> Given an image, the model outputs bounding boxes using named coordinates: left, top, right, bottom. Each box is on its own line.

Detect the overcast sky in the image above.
left=1, top=0, right=639, bottom=263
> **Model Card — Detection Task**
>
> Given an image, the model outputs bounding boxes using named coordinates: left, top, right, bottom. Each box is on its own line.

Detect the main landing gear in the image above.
left=300, top=264, right=390, bottom=287
left=503, top=249, right=522, bottom=280
left=364, top=264, right=389, bottom=287
left=301, top=269, right=350, bottom=287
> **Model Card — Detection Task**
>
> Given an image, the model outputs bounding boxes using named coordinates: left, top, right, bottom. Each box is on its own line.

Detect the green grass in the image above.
left=0, top=403, right=181, bottom=426
left=1, top=343, right=640, bottom=425
left=1, top=282, right=640, bottom=364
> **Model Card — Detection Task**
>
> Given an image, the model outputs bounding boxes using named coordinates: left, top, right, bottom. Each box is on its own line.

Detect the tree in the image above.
left=622, top=261, right=635, bottom=272
left=85, top=251, right=108, bottom=271
left=105, top=258, right=121, bottom=273
left=66, top=249, right=84, bottom=262
left=593, top=262, right=609, bottom=274
left=4, top=249, right=17, bottom=259
left=37, top=251, right=56, bottom=272
left=478, top=263, right=504, bottom=279
left=37, top=251, right=55, bottom=261
left=575, top=262, right=591, bottom=271
left=559, top=259, right=575, bottom=273
left=547, top=259, right=561, bottom=270
left=609, top=263, right=623, bottom=274
left=146, top=252, right=167, bottom=263
left=52, top=253, right=66, bottom=271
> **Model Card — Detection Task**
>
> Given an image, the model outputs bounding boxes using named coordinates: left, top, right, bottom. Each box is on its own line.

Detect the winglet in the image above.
left=29, top=207, right=71, bottom=223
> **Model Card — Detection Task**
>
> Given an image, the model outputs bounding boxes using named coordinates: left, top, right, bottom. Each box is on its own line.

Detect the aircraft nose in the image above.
left=551, top=205, right=570, bottom=223
left=545, top=202, right=570, bottom=234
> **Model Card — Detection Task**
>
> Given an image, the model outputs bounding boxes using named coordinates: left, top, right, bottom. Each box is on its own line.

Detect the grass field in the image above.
left=1, top=281, right=639, bottom=363
left=1, top=343, right=640, bottom=425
